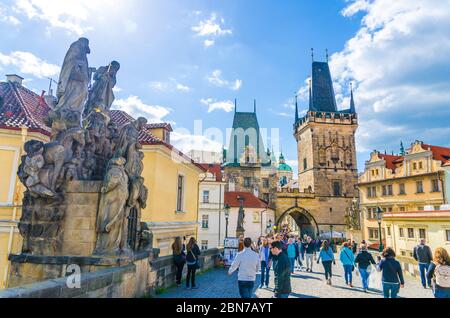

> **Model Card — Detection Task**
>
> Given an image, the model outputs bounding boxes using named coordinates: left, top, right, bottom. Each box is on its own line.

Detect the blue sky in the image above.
left=1, top=0, right=450, bottom=175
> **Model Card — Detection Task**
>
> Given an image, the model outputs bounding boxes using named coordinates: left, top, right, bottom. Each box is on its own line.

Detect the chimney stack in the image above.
left=6, top=74, right=24, bottom=85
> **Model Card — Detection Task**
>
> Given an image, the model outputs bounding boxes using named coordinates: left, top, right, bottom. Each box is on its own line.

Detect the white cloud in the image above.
left=112, top=86, right=122, bottom=93
left=0, top=51, right=60, bottom=78
left=192, top=13, right=232, bottom=47
left=200, top=98, right=235, bottom=113
left=207, top=69, right=242, bottom=91
left=171, top=130, right=223, bottom=154
left=0, top=5, right=21, bottom=25
left=149, top=79, right=191, bottom=93
left=12, top=0, right=126, bottom=35
left=112, top=96, right=171, bottom=123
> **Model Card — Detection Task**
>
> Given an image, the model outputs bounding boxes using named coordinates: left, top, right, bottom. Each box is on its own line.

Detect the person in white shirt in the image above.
left=228, top=237, right=260, bottom=298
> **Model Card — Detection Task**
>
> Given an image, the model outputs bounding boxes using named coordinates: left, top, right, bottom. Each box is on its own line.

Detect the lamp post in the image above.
left=224, top=204, right=230, bottom=239
left=376, top=207, right=384, bottom=252
left=329, top=224, right=334, bottom=242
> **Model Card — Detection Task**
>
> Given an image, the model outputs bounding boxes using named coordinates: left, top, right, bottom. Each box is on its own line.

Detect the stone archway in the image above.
left=277, top=207, right=319, bottom=238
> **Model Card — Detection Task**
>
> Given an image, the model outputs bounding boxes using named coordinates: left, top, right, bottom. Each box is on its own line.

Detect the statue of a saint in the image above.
left=115, top=117, right=148, bottom=158
left=237, top=206, right=245, bottom=232
left=94, top=157, right=129, bottom=256
left=83, top=61, right=120, bottom=117
left=54, top=38, right=91, bottom=117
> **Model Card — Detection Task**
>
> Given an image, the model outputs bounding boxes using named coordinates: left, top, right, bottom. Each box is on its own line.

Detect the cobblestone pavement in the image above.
left=158, top=258, right=433, bottom=299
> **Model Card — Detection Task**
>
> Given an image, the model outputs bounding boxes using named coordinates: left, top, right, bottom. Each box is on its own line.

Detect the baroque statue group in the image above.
left=17, top=38, right=150, bottom=258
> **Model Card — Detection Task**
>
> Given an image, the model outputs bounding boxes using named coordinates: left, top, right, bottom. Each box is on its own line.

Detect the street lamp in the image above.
left=376, top=207, right=384, bottom=252
left=224, top=204, right=230, bottom=239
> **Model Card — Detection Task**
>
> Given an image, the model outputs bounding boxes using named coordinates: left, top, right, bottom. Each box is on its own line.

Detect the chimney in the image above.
left=6, top=74, right=24, bottom=85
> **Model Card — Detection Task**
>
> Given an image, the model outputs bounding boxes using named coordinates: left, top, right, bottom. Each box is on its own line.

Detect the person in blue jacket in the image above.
left=287, top=238, right=297, bottom=274
left=340, top=242, right=356, bottom=287
left=317, top=240, right=335, bottom=285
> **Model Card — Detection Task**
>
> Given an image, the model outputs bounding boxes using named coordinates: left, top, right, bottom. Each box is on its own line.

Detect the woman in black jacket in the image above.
left=185, top=237, right=201, bottom=290
left=172, top=237, right=186, bottom=287
left=354, top=244, right=376, bottom=292
left=271, top=240, right=291, bottom=298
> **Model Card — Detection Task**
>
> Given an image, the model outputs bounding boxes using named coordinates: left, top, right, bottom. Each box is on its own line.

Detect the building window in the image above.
left=413, top=162, right=417, bottom=170
left=399, top=206, right=406, bottom=212
left=367, top=186, right=377, bottom=198
left=203, top=190, right=210, bottom=203
left=244, top=177, right=251, bottom=188
left=399, top=228, right=405, bottom=238
left=408, top=228, right=415, bottom=239
left=399, top=183, right=406, bottom=195
left=387, top=227, right=391, bottom=236
left=263, top=178, right=269, bottom=188
left=446, top=230, right=450, bottom=242
left=369, top=228, right=379, bottom=240
left=201, top=240, right=208, bottom=251
left=388, top=185, right=393, bottom=196
left=382, top=185, right=387, bottom=196
left=303, top=158, right=308, bottom=170
left=262, top=193, right=270, bottom=203
left=332, top=180, right=342, bottom=196
left=201, top=215, right=209, bottom=229
left=176, top=175, right=184, bottom=212
left=431, top=179, right=441, bottom=192
left=419, top=229, right=426, bottom=239
left=419, top=162, right=423, bottom=169
left=416, top=181, right=424, bottom=193
left=418, top=206, right=424, bottom=211
left=434, top=205, right=441, bottom=211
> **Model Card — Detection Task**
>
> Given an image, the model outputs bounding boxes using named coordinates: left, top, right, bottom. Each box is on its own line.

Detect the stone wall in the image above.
left=0, top=248, right=221, bottom=298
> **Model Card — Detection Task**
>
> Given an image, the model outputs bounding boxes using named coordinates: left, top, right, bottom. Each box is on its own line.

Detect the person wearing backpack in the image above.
left=185, top=237, right=201, bottom=290
left=340, top=242, right=356, bottom=287
left=317, top=240, right=335, bottom=285
left=172, top=237, right=186, bottom=287
left=413, top=239, right=433, bottom=288
left=426, top=247, right=450, bottom=298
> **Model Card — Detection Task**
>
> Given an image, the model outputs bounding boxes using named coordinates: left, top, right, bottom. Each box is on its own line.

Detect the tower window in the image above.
left=244, top=177, right=251, bottom=188
left=332, top=180, right=342, bottom=196
left=303, top=158, right=308, bottom=170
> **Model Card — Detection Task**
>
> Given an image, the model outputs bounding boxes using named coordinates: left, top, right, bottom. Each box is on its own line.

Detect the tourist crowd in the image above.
left=171, top=233, right=450, bottom=299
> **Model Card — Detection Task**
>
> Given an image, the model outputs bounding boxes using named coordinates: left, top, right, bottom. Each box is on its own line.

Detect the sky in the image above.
left=1, top=0, right=450, bottom=176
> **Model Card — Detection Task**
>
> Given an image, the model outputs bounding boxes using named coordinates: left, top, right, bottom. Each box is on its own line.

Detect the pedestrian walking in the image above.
left=377, top=247, right=405, bottom=298
left=228, top=238, right=260, bottom=298
left=413, top=239, right=433, bottom=288
left=295, top=237, right=303, bottom=270
left=300, top=236, right=307, bottom=263
left=426, top=247, right=450, bottom=298
left=270, top=240, right=292, bottom=298
left=287, top=238, right=296, bottom=274
left=352, top=241, right=358, bottom=254
left=259, top=238, right=271, bottom=288
left=340, top=242, right=356, bottom=287
left=317, top=240, right=335, bottom=285
left=354, top=244, right=376, bottom=292
left=305, top=236, right=315, bottom=272
left=172, top=237, right=186, bottom=287
left=185, top=237, right=201, bottom=290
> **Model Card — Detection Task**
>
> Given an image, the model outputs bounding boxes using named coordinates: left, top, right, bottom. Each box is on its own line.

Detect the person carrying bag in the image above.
left=185, top=238, right=201, bottom=290
left=340, top=242, right=356, bottom=287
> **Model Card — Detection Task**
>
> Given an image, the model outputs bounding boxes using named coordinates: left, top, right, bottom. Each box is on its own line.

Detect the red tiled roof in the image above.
left=378, top=153, right=402, bottom=171
left=199, top=163, right=223, bottom=182
left=422, top=144, right=450, bottom=163
left=146, top=122, right=173, bottom=132
left=225, top=192, right=268, bottom=208
left=0, top=81, right=51, bottom=136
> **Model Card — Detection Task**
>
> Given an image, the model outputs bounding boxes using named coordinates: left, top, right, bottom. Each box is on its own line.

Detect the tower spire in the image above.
left=254, top=99, right=256, bottom=113
left=326, top=48, right=329, bottom=62
left=349, top=82, right=356, bottom=113
left=311, top=48, right=314, bottom=63
left=234, top=98, right=237, bottom=113
left=295, top=94, right=299, bottom=123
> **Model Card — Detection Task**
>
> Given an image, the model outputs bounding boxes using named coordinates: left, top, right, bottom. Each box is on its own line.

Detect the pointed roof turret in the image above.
left=254, top=99, right=256, bottom=113
left=311, top=60, right=338, bottom=112
left=400, top=141, right=405, bottom=156
left=350, top=82, right=356, bottom=113
left=295, top=94, right=299, bottom=123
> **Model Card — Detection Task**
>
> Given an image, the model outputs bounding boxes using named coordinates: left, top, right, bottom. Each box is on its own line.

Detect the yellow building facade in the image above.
left=383, top=210, right=450, bottom=278
left=358, top=140, right=450, bottom=249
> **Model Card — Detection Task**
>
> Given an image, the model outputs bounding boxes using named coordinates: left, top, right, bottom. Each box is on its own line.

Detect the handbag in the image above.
left=188, top=249, right=200, bottom=269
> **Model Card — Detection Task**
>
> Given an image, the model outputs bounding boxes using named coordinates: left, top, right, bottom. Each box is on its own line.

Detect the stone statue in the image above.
left=237, top=205, right=245, bottom=232
left=115, top=117, right=148, bottom=158
left=94, top=157, right=129, bottom=256
left=83, top=61, right=120, bottom=117
left=46, top=38, right=90, bottom=134
left=345, top=199, right=361, bottom=230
